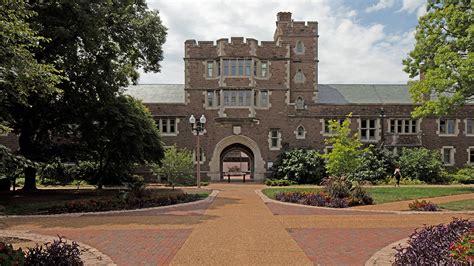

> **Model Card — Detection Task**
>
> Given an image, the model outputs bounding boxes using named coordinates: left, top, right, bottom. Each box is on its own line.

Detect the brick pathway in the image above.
left=1, top=184, right=473, bottom=265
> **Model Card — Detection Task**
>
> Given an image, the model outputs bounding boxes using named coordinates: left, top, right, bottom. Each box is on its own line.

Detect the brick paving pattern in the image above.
left=288, top=227, right=413, bottom=265
left=34, top=229, right=192, bottom=265
left=1, top=184, right=473, bottom=265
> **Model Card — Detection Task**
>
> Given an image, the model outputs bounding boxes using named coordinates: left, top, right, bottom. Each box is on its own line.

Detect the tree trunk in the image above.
left=23, top=166, right=37, bottom=190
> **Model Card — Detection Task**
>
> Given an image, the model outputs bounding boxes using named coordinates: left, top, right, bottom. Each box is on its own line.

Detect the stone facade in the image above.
left=144, top=12, right=474, bottom=182
left=2, top=12, right=473, bottom=182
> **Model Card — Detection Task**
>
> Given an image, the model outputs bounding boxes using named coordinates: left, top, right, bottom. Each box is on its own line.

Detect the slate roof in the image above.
left=317, top=84, right=411, bottom=104
left=124, top=84, right=185, bottom=103
left=125, top=83, right=413, bottom=104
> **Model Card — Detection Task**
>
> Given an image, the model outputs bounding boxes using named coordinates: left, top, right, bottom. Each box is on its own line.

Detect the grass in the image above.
left=262, top=186, right=474, bottom=204
left=438, top=199, right=474, bottom=211
left=0, top=188, right=208, bottom=215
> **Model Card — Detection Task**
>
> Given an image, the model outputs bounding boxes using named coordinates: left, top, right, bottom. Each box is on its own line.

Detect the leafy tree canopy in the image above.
left=78, top=96, right=164, bottom=188
left=323, top=114, right=367, bottom=178
left=0, top=2, right=62, bottom=131
left=6, top=0, right=167, bottom=189
left=403, top=0, right=473, bottom=117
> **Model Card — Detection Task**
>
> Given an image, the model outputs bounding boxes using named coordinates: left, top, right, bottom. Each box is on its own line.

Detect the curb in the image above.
left=0, top=189, right=218, bottom=218
left=365, top=238, right=409, bottom=265
left=255, top=189, right=474, bottom=215
left=0, top=230, right=115, bottom=265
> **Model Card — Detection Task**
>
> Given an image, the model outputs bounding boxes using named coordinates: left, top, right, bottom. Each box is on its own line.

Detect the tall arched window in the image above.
left=296, top=40, right=304, bottom=54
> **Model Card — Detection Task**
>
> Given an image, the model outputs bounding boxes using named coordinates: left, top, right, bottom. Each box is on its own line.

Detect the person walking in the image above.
left=393, top=166, right=402, bottom=187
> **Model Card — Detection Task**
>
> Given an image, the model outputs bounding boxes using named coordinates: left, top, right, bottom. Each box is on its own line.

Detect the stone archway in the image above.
left=208, top=135, right=266, bottom=182
left=220, top=143, right=254, bottom=182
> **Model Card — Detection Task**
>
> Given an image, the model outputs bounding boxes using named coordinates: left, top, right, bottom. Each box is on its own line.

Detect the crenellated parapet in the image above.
left=184, top=37, right=290, bottom=59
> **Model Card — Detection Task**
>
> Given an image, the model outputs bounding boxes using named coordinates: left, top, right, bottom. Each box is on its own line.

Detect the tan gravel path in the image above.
left=352, top=192, right=474, bottom=211
left=171, top=184, right=312, bottom=265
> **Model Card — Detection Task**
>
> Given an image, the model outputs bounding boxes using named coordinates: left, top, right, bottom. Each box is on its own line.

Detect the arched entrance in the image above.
left=220, top=143, right=254, bottom=182
left=208, top=135, right=266, bottom=182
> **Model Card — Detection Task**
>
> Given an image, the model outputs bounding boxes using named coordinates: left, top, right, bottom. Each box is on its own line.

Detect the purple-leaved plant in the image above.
left=394, top=218, right=473, bottom=265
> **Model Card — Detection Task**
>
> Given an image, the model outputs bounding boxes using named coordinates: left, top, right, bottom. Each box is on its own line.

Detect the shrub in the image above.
left=200, top=181, right=209, bottom=186
left=124, top=175, right=147, bottom=199
left=449, top=229, right=473, bottom=264
left=39, top=157, right=75, bottom=186
left=451, top=166, right=474, bottom=184
left=0, top=242, right=25, bottom=265
left=394, top=218, right=473, bottom=265
left=25, top=236, right=83, bottom=265
left=71, top=161, right=99, bottom=183
left=408, top=200, right=439, bottom=211
left=350, top=183, right=374, bottom=206
left=271, top=149, right=327, bottom=184
left=264, top=179, right=296, bottom=186
left=352, top=147, right=397, bottom=182
left=397, top=148, right=445, bottom=183
left=328, top=197, right=348, bottom=208
left=322, top=176, right=351, bottom=199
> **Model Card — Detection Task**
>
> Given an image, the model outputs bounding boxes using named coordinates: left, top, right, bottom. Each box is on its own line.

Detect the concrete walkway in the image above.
left=1, top=184, right=473, bottom=265
left=171, top=184, right=312, bottom=265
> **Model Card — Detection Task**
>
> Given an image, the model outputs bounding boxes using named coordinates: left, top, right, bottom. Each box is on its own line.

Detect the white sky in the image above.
left=140, top=0, right=426, bottom=85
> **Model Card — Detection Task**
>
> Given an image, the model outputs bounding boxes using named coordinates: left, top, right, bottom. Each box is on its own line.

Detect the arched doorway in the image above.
left=220, top=143, right=254, bottom=182
left=208, top=135, right=266, bottom=182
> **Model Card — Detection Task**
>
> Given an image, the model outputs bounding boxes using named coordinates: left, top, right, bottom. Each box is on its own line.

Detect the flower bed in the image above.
left=394, top=218, right=473, bottom=265
left=273, top=177, right=373, bottom=208
left=408, top=199, right=439, bottom=211
left=32, top=192, right=206, bottom=215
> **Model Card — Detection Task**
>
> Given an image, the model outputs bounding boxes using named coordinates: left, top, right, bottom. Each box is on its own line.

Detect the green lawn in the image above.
left=262, top=186, right=474, bottom=204
left=438, top=199, right=474, bottom=211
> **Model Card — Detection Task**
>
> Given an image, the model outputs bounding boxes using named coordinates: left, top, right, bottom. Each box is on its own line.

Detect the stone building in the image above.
left=123, top=12, right=474, bottom=182
left=2, top=12, right=473, bottom=182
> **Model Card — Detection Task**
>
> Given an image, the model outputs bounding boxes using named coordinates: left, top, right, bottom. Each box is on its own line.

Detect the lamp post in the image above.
left=189, top=114, right=206, bottom=188
left=379, top=107, right=385, bottom=148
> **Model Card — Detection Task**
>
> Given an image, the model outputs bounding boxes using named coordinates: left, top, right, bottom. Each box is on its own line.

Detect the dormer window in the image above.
left=296, top=40, right=304, bottom=54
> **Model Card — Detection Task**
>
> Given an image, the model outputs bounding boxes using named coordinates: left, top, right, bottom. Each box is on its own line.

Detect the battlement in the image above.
left=185, top=37, right=286, bottom=49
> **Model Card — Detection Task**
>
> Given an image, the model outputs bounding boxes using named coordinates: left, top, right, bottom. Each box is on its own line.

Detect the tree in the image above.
left=151, top=145, right=194, bottom=189
left=0, top=2, right=62, bottom=130
left=78, top=96, right=164, bottom=189
left=403, top=0, right=473, bottom=117
left=271, top=149, right=327, bottom=184
left=0, top=2, right=63, bottom=190
left=11, top=1, right=167, bottom=189
left=323, top=114, right=367, bottom=178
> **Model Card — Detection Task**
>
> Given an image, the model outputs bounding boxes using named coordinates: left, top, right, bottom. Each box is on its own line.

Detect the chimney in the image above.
left=419, top=67, right=425, bottom=81
left=277, top=12, right=292, bottom=22
left=419, top=63, right=430, bottom=101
